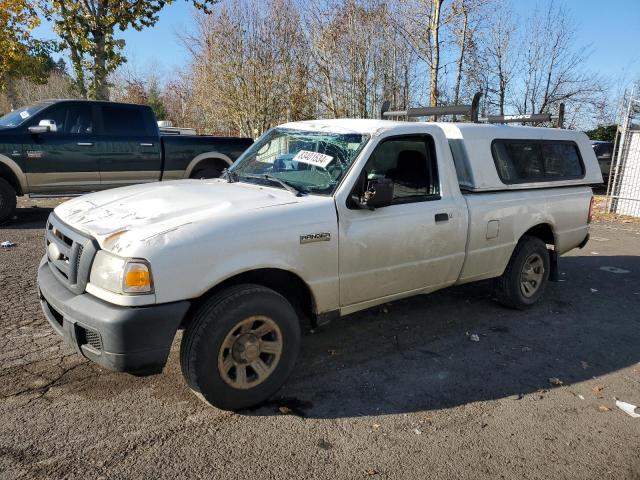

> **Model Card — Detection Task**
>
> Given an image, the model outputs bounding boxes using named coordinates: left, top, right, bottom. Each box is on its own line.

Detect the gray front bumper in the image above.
left=37, top=256, right=190, bottom=375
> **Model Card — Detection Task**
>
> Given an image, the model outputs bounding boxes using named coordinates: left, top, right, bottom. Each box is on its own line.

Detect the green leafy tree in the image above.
left=42, top=0, right=216, bottom=100
left=1, top=0, right=53, bottom=95
left=586, top=124, right=617, bottom=143
left=147, top=78, right=166, bottom=120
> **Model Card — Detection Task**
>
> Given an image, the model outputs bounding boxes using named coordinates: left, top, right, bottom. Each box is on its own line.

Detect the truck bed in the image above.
left=161, top=135, right=253, bottom=177
left=456, top=186, right=592, bottom=285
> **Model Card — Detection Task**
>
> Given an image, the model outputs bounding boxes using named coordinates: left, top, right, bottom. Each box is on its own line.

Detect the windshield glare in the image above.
left=230, top=128, right=369, bottom=195
left=0, top=103, right=49, bottom=128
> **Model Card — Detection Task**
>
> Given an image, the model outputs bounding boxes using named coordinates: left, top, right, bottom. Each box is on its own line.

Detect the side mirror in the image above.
left=28, top=119, right=57, bottom=134
left=365, top=178, right=394, bottom=208
left=351, top=178, right=394, bottom=210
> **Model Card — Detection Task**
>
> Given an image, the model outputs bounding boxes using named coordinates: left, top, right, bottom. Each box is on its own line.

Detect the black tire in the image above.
left=190, top=165, right=223, bottom=179
left=180, top=284, right=301, bottom=410
left=0, top=178, right=17, bottom=225
left=494, top=235, right=550, bottom=309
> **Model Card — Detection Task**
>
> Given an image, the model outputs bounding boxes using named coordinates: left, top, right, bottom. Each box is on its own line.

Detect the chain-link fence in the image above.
left=606, top=94, right=640, bottom=217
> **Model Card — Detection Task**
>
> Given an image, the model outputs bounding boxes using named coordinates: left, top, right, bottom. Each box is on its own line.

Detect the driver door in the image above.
left=23, top=102, right=101, bottom=192
left=336, top=134, right=467, bottom=309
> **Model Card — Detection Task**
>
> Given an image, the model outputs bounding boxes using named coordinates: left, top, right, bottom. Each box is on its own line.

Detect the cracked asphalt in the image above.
left=1, top=197, right=639, bottom=480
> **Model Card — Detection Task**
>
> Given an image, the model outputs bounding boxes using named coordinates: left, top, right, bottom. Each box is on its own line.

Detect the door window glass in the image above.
left=32, top=104, right=93, bottom=135
left=363, top=136, right=439, bottom=203
left=66, top=105, right=93, bottom=134
left=37, top=105, right=68, bottom=133
left=101, top=106, right=147, bottom=136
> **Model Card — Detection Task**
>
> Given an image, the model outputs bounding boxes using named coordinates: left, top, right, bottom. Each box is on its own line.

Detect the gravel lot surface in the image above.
left=1, top=197, right=639, bottom=479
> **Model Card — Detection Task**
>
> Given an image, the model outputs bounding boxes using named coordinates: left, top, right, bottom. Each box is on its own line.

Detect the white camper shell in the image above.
left=438, top=122, right=602, bottom=192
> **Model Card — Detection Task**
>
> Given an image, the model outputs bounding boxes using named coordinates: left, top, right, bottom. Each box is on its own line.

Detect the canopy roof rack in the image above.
left=380, top=92, right=565, bottom=128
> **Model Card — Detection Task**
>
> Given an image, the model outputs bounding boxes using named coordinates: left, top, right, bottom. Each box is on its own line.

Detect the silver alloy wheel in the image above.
left=520, top=252, right=545, bottom=298
left=217, top=315, right=283, bottom=390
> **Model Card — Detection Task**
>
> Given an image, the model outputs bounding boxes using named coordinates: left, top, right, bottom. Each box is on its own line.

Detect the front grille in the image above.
left=75, top=244, right=84, bottom=273
left=45, top=214, right=97, bottom=295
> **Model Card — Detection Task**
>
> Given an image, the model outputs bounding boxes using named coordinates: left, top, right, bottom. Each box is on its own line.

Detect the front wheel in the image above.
left=180, top=285, right=301, bottom=410
left=0, top=178, right=17, bottom=224
left=494, top=235, right=550, bottom=309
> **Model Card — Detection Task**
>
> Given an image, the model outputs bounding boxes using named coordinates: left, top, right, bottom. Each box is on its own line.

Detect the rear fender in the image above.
left=183, top=153, right=233, bottom=179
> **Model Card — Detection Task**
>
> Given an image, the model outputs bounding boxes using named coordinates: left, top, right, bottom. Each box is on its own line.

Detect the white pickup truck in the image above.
left=37, top=118, right=601, bottom=410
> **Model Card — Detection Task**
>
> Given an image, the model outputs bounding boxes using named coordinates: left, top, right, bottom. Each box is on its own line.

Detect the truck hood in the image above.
left=54, top=179, right=298, bottom=251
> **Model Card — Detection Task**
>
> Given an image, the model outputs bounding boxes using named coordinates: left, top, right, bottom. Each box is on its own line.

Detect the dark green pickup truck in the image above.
left=0, top=99, right=253, bottom=223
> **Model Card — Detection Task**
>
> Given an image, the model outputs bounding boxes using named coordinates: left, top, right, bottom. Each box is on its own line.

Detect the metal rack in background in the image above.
left=605, top=91, right=640, bottom=217
left=380, top=92, right=565, bottom=128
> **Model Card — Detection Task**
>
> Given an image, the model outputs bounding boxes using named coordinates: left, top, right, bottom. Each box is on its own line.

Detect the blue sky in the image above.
left=33, top=0, right=640, bottom=89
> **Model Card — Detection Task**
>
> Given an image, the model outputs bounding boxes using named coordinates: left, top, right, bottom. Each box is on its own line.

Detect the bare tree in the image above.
left=483, top=2, right=517, bottom=115
left=516, top=3, right=604, bottom=120
left=152, top=0, right=606, bottom=132
left=184, top=0, right=311, bottom=136
left=451, top=0, right=469, bottom=107
left=163, top=71, right=196, bottom=128
left=8, top=71, right=75, bottom=106
left=395, top=0, right=452, bottom=106
left=305, top=0, right=414, bottom=117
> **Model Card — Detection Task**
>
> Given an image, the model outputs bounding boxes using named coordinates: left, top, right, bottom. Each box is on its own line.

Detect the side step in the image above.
left=29, top=193, right=84, bottom=199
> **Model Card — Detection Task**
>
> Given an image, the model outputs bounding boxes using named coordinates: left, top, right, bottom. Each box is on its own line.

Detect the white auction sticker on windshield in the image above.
left=19, top=111, right=29, bottom=119
left=293, top=150, right=334, bottom=168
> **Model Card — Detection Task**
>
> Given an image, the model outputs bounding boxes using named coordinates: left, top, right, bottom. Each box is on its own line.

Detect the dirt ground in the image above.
left=1, top=196, right=639, bottom=480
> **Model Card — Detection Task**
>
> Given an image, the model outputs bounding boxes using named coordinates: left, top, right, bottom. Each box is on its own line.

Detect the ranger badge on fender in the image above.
left=300, top=232, right=331, bottom=244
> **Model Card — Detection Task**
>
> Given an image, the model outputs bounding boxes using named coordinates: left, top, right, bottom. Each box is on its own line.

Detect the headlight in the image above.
left=89, top=250, right=154, bottom=294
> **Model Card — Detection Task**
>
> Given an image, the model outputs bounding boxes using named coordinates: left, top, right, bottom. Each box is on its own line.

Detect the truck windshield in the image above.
left=0, top=102, right=49, bottom=128
left=229, top=127, right=369, bottom=195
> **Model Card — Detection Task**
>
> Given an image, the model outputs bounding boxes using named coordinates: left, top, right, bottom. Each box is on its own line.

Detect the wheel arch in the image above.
left=184, top=152, right=233, bottom=179
left=183, top=267, right=317, bottom=330
left=521, top=222, right=556, bottom=247
left=0, top=155, right=27, bottom=195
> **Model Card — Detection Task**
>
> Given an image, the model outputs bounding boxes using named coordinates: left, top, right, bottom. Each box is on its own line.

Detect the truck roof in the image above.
left=280, top=118, right=587, bottom=139
left=280, top=118, right=407, bottom=134
left=31, top=99, right=153, bottom=109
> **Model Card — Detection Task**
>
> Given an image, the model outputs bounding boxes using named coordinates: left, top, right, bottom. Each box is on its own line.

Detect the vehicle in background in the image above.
left=157, top=120, right=196, bottom=136
left=0, top=100, right=253, bottom=223
left=37, top=113, right=602, bottom=411
left=592, top=140, right=614, bottom=181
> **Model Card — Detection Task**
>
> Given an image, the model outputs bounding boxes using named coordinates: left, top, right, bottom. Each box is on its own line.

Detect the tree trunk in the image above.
left=453, top=3, right=468, bottom=106
left=92, top=32, right=109, bottom=100
left=497, top=46, right=505, bottom=116
left=429, top=0, right=443, bottom=107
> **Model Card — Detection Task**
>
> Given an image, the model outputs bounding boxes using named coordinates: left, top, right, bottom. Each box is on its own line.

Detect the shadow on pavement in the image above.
left=242, top=255, right=639, bottom=419
left=0, top=207, right=53, bottom=230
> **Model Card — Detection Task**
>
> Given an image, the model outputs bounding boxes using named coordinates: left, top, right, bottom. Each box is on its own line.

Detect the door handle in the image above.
left=76, top=142, right=94, bottom=146
left=139, top=143, right=154, bottom=147
left=435, top=213, right=450, bottom=222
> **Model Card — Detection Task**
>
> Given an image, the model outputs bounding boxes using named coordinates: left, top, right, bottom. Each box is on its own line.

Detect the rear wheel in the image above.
left=190, top=164, right=223, bottom=179
left=180, top=284, right=301, bottom=410
left=0, top=178, right=17, bottom=225
left=495, top=235, right=550, bottom=309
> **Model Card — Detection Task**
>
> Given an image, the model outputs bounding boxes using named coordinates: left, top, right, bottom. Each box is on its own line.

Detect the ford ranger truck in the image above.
left=0, top=100, right=253, bottom=223
left=37, top=119, right=602, bottom=410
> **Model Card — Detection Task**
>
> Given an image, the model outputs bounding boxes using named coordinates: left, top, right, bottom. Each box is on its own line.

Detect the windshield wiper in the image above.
left=239, top=173, right=306, bottom=196
left=222, top=168, right=239, bottom=183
